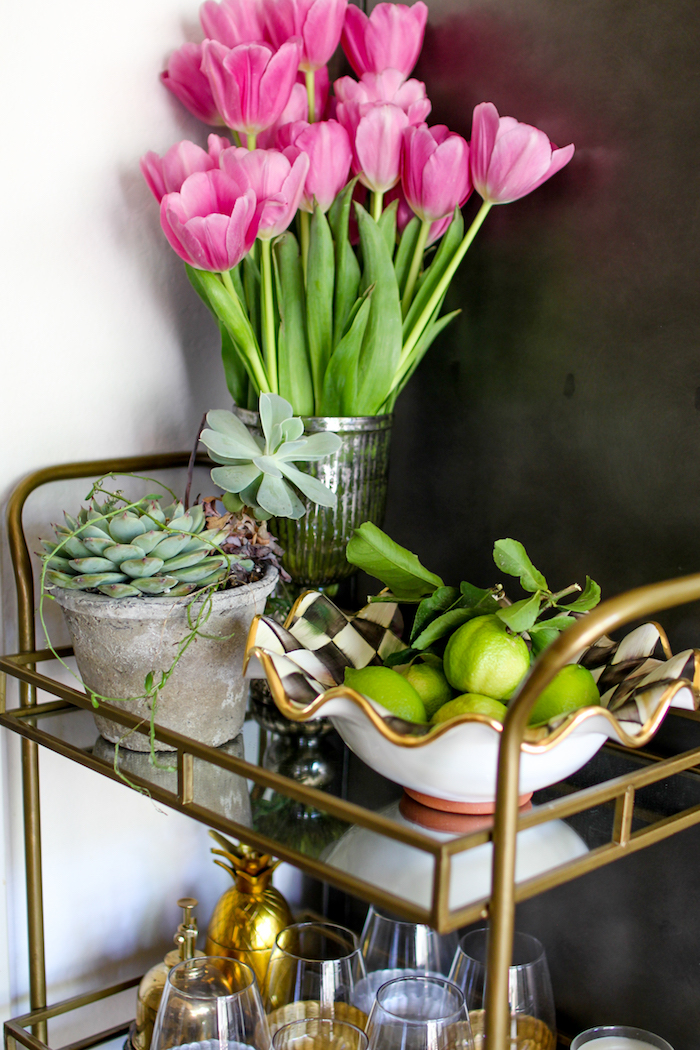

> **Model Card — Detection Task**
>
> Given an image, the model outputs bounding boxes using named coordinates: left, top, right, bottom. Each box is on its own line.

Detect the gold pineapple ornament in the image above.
left=134, top=897, right=205, bottom=1050
left=205, top=830, right=293, bottom=987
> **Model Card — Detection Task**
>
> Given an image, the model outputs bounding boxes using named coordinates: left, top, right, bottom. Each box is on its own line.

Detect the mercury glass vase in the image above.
left=234, top=409, right=392, bottom=588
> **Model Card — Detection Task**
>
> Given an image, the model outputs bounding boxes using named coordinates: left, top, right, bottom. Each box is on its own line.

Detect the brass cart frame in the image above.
left=3, top=455, right=700, bottom=1050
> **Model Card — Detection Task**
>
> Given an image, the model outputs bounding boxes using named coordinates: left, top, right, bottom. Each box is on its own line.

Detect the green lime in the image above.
left=344, top=665, right=427, bottom=723
left=528, top=663, right=600, bottom=725
left=398, top=661, right=453, bottom=720
left=443, top=615, right=530, bottom=700
left=431, top=693, right=508, bottom=725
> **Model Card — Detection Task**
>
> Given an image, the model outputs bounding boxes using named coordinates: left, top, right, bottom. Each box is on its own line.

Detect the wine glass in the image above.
left=366, top=975, right=474, bottom=1050
left=353, top=907, right=459, bottom=1014
left=448, top=929, right=556, bottom=1050
left=151, top=956, right=271, bottom=1050
left=272, top=1018, right=369, bottom=1050
left=262, top=922, right=368, bottom=1035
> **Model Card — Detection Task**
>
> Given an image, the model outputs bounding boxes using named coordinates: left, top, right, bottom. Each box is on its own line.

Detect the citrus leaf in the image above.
left=410, top=586, right=460, bottom=643
left=413, top=607, right=475, bottom=649
left=493, top=539, right=548, bottom=593
left=458, top=581, right=501, bottom=615
left=530, top=628, right=560, bottom=657
left=530, top=614, right=577, bottom=633
left=560, top=577, right=601, bottom=612
left=346, top=522, right=443, bottom=601
left=496, top=592, right=542, bottom=633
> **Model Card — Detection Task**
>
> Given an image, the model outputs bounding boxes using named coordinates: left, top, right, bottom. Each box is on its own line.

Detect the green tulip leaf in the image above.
left=306, top=204, right=335, bottom=410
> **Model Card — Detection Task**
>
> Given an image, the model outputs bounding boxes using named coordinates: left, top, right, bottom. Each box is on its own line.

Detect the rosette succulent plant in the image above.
left=199, top=393, right=341, bottom=520
left=42, top=497, right=234, bottom=598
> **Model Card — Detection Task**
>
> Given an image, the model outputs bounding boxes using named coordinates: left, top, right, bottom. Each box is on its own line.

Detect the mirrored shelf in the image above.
left=4, top=649, right=700, bottom=934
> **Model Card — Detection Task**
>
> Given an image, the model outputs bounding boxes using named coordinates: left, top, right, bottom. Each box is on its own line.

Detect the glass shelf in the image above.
left=4, top=648, right=700, bottom=934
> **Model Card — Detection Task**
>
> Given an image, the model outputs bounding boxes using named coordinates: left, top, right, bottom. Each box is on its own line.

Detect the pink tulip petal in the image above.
left=161, top=42, right=223, bottom=125
left=300, top=0, right=348, bottom=70
left=485, top=124, right=554, bottom=203
left=200, top=0, right=267, bottom=46
left=294, top=119, right=352, bottom=211
left=364, top=2, right=427, bottom=78
left=354, top=103, right=409, bottom=193
left=470, top=102, right=501, bottom=194
left=402, top=124, right=470, bottom=222
left=141, top=152, right=168, bottom=202
left=524, top=142, right=575, bottom=194
left=341, top=5, right=371, bottom=78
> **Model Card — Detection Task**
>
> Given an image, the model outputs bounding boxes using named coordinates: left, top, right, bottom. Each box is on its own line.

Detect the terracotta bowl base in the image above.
left=400, top=793, right=533, bottom=833
left=403, top=788, right=533, bottom=815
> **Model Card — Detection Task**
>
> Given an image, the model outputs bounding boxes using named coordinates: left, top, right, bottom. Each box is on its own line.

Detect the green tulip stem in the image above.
left=300, top=210, right=310, bottom=282
left=305, top=70, right=316, bottom=123
left=371, top=190, right=384, bottom=223
left=247, top=132, right=257, bottom=150
left=401, top=218, right=431, bottom=317
left=260, top=238, right=279, bottom=393
left=220, top=269, right=271, bottom=393
left=232, top=130, right=242, bottom=147
left=397, top=200, right=492, bottom=375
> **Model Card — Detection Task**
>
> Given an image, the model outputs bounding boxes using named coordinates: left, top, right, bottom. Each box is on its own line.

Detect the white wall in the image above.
left=0, top=0, right=247, bottom=1034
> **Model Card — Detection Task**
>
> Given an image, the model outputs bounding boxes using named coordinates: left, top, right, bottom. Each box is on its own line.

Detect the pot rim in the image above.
left=49, top=563, right=278, bottom=615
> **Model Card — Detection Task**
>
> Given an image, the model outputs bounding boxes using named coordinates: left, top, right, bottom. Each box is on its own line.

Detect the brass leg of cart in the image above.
left=485, top=570, right=700, bottom=1050
left=21, top=734, right=47, bottom=1044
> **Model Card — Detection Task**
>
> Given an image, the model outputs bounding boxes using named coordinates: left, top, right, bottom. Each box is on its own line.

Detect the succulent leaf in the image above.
left=103, top=543, right=144, bottom=565
left=98, top=583, right=142, bottom=598
left=172, top=557, right=227, bottom=583
left=61, top=536, right=92, bottom=559
left=120, top=557, right=165, bottom=579
left=133, top=530, right=167, bottom=555
left=73, top=572, right=128, bottom=588
left=161, top=549, right=210, bottom=572
left=108, top=513, right=148, bottom=543
left=133, top=575, right=179, bottom=594
left=69, top=557, right=119, bottom=574
left=168, top=513, right=196, bottom=533
left=149, top=533, right=192, bottom=561
left=82, top=536, right=113, bottom=555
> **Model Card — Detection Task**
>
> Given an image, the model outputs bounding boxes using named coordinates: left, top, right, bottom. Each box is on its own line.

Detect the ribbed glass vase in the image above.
left=233, top=409, right=392, bottom=587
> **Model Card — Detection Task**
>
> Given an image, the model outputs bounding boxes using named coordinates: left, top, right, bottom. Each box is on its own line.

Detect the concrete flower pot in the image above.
left=52, top=566, right=278, bottom=751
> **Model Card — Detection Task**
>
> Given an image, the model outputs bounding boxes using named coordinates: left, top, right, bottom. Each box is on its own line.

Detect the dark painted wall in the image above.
left=385, top=0, right=700, bottom=648
left=379, top=1, right=700, bottom=1045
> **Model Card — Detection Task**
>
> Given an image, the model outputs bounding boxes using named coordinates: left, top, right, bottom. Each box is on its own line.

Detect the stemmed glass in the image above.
left=353, top=907, right=459, bottom=1014
left=448, top=929, right=556, bottom=1050
left=262, top=922, right=368, bottom=1035
left=365, top=976, right=474, bottom=1050
left=272, top=1018, right=369, bottom=1050
left=151, top=956, right=271, bottom=1050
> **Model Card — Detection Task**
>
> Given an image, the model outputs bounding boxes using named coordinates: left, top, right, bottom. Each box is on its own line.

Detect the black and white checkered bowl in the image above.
left=245, top=594, right=699, bottom=810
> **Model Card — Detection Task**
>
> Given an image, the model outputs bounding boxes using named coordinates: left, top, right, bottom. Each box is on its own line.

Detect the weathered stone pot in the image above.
left=51, top=566, right=277, bottom=751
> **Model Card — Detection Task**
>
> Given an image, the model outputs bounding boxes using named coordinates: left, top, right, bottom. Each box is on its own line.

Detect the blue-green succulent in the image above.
left=41, top=496, right=235, bottom=598
left=199, top=394, right=341, bottom=520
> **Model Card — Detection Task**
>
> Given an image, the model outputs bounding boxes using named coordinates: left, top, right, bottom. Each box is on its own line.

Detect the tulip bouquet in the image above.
left=142, top=0, right=574, bottom=417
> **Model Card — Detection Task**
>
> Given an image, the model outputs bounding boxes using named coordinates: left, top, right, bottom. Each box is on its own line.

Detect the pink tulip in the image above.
left=220, top=147, right=310, bottom=238
left=402, top=124, right=472, bottom=223
left=341, top=1, right=428, bottom=79
left=141, top=135, right=231, bottom=202
left=263, top=0, right=348, bottom=72
left=161, top=43, right=224, bottom=125
left=470, top=102, right=575, bottom=204
left=160, top=169, right=259, bottom=271
left=257, top=82, right=308, bottom=148
left=282, top=120, right=352, bottom=212
left=202, top=38, right=302, bottom=136
left=338, top=101, right=409, bottom=194
left=200, top=0, right=268, bottom=47
left=256, top=69, right=329, bottom=148
left=386, top=183, right=453, bottom=246
left=334, top=69, right=430, bottom=125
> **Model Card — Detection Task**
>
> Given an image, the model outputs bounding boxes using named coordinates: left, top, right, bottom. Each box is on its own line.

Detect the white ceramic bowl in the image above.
left=246, top=596, right=698, bottom=810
